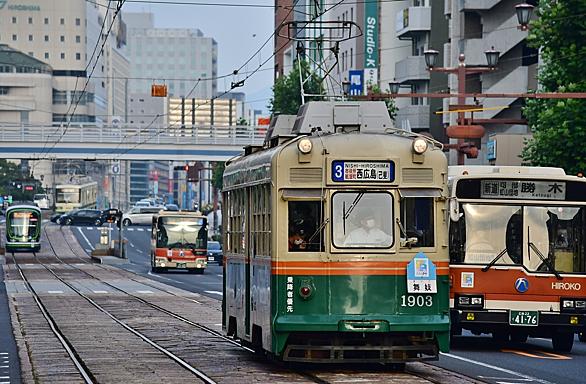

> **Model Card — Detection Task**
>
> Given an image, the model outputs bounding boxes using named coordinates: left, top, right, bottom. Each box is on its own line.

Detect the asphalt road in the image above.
left=71, top=224, right=586, bottom=384
left=0, top=263, right=21, bottom=384
left=71, top=224, right=224, bottom=300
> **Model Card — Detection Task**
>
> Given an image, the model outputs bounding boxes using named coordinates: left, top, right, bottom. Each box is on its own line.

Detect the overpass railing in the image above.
left=0, top=123, right=268, bottom=146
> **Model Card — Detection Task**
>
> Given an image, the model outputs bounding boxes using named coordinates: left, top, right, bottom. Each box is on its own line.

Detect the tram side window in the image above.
left=288, top=201, right=324, bottom=252
left=399, top=198, right=434, bottom=247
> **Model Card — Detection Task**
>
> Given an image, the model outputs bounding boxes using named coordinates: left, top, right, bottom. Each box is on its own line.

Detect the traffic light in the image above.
left=173, top=164, right=189, bottom=172
left=187, top=165, right=199, bottom=182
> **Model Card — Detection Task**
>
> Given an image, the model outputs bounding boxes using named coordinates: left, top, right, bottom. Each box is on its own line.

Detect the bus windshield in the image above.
left=450, top=204, right=586, bottom=274
left=9, top=211, right=40, bottom=237
left=156, top=216, right=207, bottom=249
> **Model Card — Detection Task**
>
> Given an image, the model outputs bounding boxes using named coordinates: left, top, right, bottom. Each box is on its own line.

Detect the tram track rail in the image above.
left=40, top=224, right=332, bottom=383
left=5, top=223, right=479, bottom=383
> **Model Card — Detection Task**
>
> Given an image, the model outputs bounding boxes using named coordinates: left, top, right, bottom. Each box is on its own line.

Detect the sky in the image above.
left=123, top=0, right=276, bottom=115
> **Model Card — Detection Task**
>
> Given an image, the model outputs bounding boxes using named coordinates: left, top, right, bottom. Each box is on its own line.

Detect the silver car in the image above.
left=121, top=207, right=162, bottom=226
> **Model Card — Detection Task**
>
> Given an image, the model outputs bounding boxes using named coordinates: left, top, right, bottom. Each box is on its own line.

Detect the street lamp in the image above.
left=516, top=2, right=534, bottom=31
left=423, top=48, right=500, bottom=165
left=342, top=80, right=351, bottom=96
left=423, top=49, right=439, bottom=69
left=388, top=79, right=411, bottom=95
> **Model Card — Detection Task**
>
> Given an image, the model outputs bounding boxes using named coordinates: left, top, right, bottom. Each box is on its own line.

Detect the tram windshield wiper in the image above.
left=481, top=248, right=508, bottom=272
left=342, top=192, right=364, bottom=235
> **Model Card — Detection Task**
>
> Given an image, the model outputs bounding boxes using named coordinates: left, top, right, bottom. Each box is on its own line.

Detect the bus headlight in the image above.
left=412, top=138, right=428, bottom=154
left=456, top=294, right=484, bottom=309
left=563, top=299, right=575, bottom=308
left=297, top=138, right=313, bottom=154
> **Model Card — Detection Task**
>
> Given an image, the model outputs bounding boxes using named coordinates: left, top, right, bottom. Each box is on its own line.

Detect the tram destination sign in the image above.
left=480, top=180, right=566, bottom=200
left=332, top=160, right=394, bottom=182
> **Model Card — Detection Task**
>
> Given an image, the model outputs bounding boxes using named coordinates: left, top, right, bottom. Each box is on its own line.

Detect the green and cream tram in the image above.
left=5, top=204, right=41, bottom=254
left=222, top=101, right=450, bottom=364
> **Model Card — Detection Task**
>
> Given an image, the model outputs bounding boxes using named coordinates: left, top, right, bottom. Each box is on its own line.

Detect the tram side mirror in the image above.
left=449, top=198, right=461, bottom=222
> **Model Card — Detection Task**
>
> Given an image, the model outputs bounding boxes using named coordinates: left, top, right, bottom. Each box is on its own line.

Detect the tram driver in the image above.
left=344, top=209, right=392, bottom=247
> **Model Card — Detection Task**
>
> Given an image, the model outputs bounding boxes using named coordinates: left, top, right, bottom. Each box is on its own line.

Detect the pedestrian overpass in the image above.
left=0, top=123, right=267, bottom=161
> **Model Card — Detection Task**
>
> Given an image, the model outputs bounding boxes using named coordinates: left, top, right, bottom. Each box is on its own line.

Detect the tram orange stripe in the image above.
left=271, top=261, right=449, bottom=276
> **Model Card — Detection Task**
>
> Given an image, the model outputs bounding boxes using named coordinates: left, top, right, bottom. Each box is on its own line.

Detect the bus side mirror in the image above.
left=449, top=198, right=460, bottom=222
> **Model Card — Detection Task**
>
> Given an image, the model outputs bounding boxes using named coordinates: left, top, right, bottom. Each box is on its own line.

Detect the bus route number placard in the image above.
left=332, top=161, right=394, bottom=182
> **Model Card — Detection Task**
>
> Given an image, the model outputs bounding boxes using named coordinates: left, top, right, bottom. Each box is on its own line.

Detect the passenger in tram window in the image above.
left=344, top=209, right=392, bottom=247
left=288, top=227, right=307, bottom=251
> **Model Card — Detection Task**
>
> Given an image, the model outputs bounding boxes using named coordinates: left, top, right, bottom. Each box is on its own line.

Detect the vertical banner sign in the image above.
left=364, top=0, right=379, bottom=92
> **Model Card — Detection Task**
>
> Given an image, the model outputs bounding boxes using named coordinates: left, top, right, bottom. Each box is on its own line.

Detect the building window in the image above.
left=28, top=17, right=33, bottom=24
left=76, top=35, right=81, bottom=43
left=12, top=17, right=16, bottom=24
left=60, top=35, right=65, bottom=42
left=28, top=35, right=33, bottom=41
left=44, top=35, right=49, bottom=42
left=44, top=17, right=49, bottom=25
left=60, top=18, right=64, bottom=25
left=76, top=53, right=81, bottom=60
left=52, top=89, right=68, bottom=105
left=75, top=18, right=81, bottom=26
left=0, top=87, right=8, bottom=95
left=12, top=35, right=17, bottom=41
left=45, top=52, right=49, bottom=59
left=60, top=53, right=65, bottom=59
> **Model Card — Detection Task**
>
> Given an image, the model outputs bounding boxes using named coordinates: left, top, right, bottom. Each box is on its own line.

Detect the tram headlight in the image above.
left=297, top=138, right=313, bottom=154
left=412, top=138, right=428, bottom=154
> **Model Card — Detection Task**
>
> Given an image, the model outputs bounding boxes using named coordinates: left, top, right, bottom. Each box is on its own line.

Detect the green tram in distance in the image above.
left=5, top=204, right=41, bottom=254
left=222, top=101, right=450, bottom=364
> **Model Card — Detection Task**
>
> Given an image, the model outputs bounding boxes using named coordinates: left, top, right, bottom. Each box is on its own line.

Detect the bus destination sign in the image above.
left=332, top=160, right=394, bottom=182
left=480, top=180, right=566, bottom=200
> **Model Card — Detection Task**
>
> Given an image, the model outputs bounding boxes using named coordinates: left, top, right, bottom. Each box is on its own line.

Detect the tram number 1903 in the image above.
left=401, top=295, right=433, bottom=307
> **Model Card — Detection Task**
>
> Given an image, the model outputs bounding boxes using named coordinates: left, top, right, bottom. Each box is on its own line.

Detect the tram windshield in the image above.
left=8, top=210, right=40, bottom=237
left=57, top=188, right=79, bottom=203
left=332, top=192, right=393, bottom=248
left=450, top=204, right=586, bottom=274
left=156, top=216, right=207, bottom=250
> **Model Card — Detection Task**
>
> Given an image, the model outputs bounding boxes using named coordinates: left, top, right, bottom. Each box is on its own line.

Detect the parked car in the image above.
left=122, top=206, right=162, bottom=226
left=59, top=209, right=107, bottom=226
left=164, top=203, right=179, bottom=211
left=207, top=241, right=223, bottom=266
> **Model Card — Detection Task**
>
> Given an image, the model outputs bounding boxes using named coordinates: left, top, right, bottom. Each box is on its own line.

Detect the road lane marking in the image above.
left=440, top=353, right=552, bottom=384
left=136, top=290, right=153, bottom=294
left=92, top=291, right=108, bottom=294
left=204, top=290, right=222, bottom=296
left=501, top=349, right=571, bottom=360
left=86, top=227, right=93, bottom=230
left=47, top=291, right=63, bottom=294
left=77, top=227, right=95, bottom=250
left=479, top=378, right=532, bottom=382
left=129, top=242, right=135, bottom=248
left=127, top=228, right=134, bottom=232
left=137, top=228, right=144, bottom=232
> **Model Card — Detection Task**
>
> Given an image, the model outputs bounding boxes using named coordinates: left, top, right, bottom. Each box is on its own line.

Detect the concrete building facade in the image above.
left=122, top=12, right=217, bottom=99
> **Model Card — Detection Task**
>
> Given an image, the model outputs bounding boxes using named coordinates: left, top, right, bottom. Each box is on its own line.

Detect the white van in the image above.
left=122, top=206, right=162, bottom=226
left=33, top=194, right=50, bottom=210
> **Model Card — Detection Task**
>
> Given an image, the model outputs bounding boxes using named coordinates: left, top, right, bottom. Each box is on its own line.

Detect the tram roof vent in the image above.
left=264, top=114, right=297, bottom=146
left=291, top=101, right=392, bottom=135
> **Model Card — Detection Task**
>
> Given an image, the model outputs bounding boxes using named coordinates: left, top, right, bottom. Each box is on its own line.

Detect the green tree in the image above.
left=367, top=84, right=398, bottom=121
left=268, top=59, right=324, bottom=115
left=0, top=160, right=41, bottom=201
left=521, top=0, right=586, bottom=174
left=212, top=161, right=225, bottom=191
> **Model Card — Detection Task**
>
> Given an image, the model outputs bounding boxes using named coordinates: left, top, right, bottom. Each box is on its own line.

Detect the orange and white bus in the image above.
left=150, top=211, right=208, bottom=274
left=448, top=166, right=586, bottom=352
